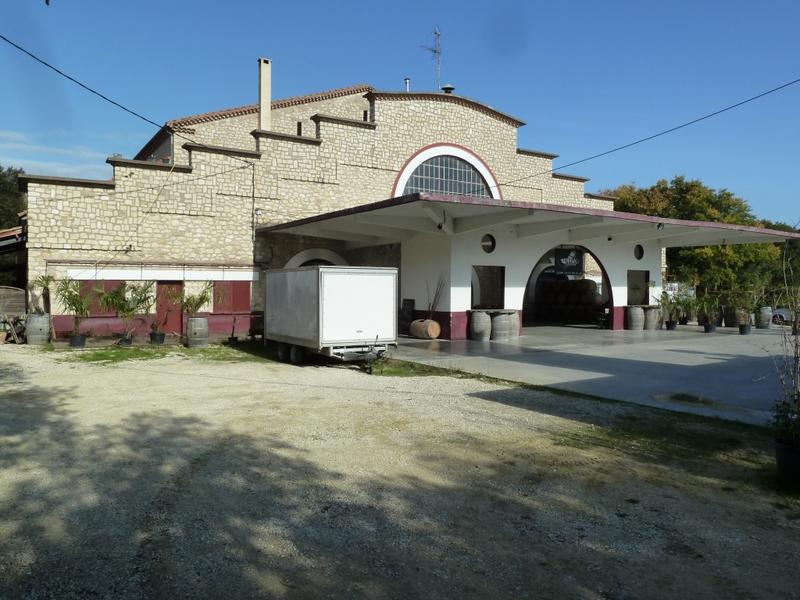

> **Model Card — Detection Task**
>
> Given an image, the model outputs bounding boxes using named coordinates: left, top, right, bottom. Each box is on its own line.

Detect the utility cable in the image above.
left=0, top=32, right=255, bottom=168
left=494, top=75, right=800, bottom=191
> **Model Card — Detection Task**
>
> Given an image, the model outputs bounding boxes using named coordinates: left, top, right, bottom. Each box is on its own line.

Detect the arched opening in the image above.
left=392, top=143, right=502, bottom=199
left=284, top=248, right=348, bottom=269
left=522, top=245, right=614, bottom=329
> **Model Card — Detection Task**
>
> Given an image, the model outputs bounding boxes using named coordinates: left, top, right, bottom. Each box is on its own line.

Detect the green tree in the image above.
left=603, top=176, right=783, bottom=293
left=0, top=164, right=26, bottom=230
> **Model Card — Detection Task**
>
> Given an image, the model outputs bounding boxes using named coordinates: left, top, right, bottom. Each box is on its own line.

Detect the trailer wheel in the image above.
left=276, top=343, right=290, bottom=362
left=289, top=345, right=306, bottom=365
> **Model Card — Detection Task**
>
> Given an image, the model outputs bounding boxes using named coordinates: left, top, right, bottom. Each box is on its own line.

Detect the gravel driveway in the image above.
left=1, top=344, right=798, bottom=599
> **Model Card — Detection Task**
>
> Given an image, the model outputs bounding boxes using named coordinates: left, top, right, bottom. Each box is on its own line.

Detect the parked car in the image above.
left=773, top=307, right=795, bottom=325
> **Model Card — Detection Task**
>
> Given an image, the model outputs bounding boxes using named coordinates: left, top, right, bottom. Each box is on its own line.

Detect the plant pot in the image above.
left=775, top=438, right=800, bottom=487
left=665, top=320, right=677, bottom=331
left=150, top=332, right=166, bottom=345
left=703, top=323, right=717, bottom=334
left=738, top=324, right=751, bottom=335
left=69, top=334, right=86, bottom=348
left=118, top=334, right=133, bottom=347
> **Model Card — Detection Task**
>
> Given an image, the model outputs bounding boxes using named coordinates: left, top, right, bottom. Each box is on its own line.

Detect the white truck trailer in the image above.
left=264, top=266, right=397, bottom=364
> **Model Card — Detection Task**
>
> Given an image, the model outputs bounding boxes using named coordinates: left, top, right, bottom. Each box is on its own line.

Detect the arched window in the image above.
left=402, top=155, right=491, bottom=198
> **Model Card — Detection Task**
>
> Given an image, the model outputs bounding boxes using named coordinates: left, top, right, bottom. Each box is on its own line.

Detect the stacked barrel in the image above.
left=535, top=279, right=604, bottom=324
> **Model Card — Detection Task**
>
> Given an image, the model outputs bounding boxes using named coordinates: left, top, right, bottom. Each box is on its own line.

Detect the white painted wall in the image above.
left=403, top=226, right=663, bottom=312
left=400, top=234, right=451, bottom=312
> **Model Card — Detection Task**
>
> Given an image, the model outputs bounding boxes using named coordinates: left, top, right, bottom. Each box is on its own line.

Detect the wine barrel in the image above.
left=470, top=311, right=491, bottom=341
left=490, top=312, right=511, bottom=340
left=507, top=311, right=520, bottom=338
left=643, top=307, right=659, bottom=330
left=756, top=306, right=772, bottom=329
left=25, top=313, right=50, bottom=345
left=186, top=317, right=209, bottom=348
left=626, top=306, right=644, bottom=330
left=567, top=292, right=579, bottom=305
left=410, top=319, right=440, bottom=340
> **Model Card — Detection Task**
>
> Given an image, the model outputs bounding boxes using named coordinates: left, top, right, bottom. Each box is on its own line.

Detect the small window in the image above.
left=481, top=234, right=496, bottom=253
left=634, top=244, right=644, bottom=260
left=363, top=110, right=369, bottom=122
left=296, top=122, right=303, bottom=136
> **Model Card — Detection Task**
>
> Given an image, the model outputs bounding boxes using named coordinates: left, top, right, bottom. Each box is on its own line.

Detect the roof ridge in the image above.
left=168, top=83, right=373, bottom=128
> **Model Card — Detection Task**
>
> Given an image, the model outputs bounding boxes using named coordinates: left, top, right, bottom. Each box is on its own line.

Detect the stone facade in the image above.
left=20, top=72, right=612, bottom=330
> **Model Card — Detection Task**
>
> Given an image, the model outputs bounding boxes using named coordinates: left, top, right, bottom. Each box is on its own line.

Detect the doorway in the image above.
left=522, top=246, right=611, bottom=327
left=156, top=281, right=183, bottom=335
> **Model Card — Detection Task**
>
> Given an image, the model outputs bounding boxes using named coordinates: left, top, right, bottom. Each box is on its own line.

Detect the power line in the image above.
left=0, top=30, right=259, bottom=268
left=496, top=75, right=800, bottom=190
left=0, top=32, right=255, bottom=168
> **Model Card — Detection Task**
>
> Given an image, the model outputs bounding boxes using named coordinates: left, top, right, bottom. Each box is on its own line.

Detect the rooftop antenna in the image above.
left=422, top=26, right=442, bottom=91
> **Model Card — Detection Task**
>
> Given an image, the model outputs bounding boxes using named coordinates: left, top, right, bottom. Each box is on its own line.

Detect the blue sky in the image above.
left=2, top=0, right=798, bottom=222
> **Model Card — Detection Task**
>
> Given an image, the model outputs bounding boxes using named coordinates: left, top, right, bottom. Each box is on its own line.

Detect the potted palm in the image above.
left=135, top=283, right=168, bottom=345
left=653, top=291, right=678, bottom=330
left=675, top=288, right=696, bottom=325
left=55, top=277, right=92, bottom=348
left=731, top=291, right=752, bottom=335
left=177, top=283, right=213, bottom=348
left=697, top=294, right=718, bottom=333
left=98, top=282, right=153, bottom=346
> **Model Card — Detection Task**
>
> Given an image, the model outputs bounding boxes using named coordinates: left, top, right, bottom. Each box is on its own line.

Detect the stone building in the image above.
left=17, top=58, right=796, bottom=339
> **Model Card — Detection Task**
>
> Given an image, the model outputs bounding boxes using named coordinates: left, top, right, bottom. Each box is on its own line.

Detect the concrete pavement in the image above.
left=396, top=324, right=790, bottom=424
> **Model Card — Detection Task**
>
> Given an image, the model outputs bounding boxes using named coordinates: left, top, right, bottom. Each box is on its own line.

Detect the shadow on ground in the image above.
left=1, top=353, right=798, bottom=599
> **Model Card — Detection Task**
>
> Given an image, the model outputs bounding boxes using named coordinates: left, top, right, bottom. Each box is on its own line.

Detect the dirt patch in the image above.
left=1, top=344, right=798, bottom=598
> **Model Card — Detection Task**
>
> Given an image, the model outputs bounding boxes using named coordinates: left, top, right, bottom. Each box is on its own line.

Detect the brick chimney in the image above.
left=258, top=58, right=272, bottom=131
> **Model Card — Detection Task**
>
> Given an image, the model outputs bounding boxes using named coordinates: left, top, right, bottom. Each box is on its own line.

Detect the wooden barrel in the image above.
left=469, top=311, right=491, bottom=341
left=626, top=306, right=644, bottom=330
left=643, top=307, right=659, bottom=330
left=756, top=306, right=772, bottom=329
left=490, top=312, right=511, bottom=340
left=410, top=319, right=440, bottom=340
left=507, top=311, right=520, bottom=338
left=567, top=292, right=579, bottom=305
left=25, top=313, right=50, bottom=345
left=186, top=317, right=209, bottom=348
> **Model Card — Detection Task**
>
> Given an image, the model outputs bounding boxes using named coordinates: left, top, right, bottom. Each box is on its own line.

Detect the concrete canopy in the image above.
left=258, top=193, right=800, bottom=247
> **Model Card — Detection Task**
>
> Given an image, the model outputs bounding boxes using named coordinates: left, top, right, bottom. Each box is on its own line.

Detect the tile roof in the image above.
left=168, top=84, right=373, bottom=128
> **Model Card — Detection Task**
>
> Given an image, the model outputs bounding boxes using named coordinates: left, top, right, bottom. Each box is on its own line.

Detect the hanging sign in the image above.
left=554, top=248, right=584, bottom=275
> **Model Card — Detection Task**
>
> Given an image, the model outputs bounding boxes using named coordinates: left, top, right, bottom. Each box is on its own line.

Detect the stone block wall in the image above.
left=25, top=85, right=614, bottom=322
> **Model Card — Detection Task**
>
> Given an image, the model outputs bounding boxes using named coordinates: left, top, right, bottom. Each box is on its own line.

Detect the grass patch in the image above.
left=60, top=342, right=277, bottom=365
left=66, top=345, right=174, bottom=364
